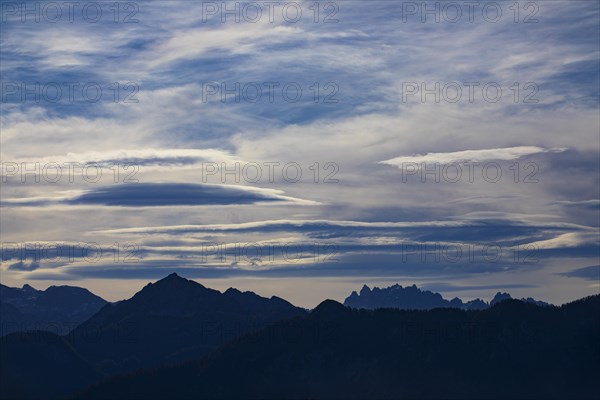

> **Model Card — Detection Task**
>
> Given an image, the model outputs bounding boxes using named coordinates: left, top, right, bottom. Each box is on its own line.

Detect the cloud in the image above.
left=8, top=261, right=40, bottom=271
left=420, top=282, right=538, bottom=293
left=86, top=217, right=597, bottom=270
left=559, top=265, right=600, bottom=281
left=6, top=148, right=240, bottom=168
left=525, top=232, right=598, bottom=250
left=94, top=217, right=589, bottom=242
left=145, top=24, right=303, bottom=68
left=97, top=219, right=471, bottom=235
left=1, top=183, right=318, bottom=207
left=379, top=146, right=567, bottom=167
left=551, top=200, right=600, bottom=210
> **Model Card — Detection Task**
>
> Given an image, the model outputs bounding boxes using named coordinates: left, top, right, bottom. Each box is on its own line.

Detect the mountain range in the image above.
left=0, top=279, right=550, bottom=339
left=1, top=274, right=306, bottom=399
left=77, top=294, right=600, bottom=400
left=343, top=284, right=549, bottom=310
left=0, top=283, right=107, bottom=336
left=0, top=274, right=597, bottom=400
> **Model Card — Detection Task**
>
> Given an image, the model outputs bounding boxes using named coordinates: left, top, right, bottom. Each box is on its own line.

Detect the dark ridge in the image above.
left=75, top=294, right=600, bottom=400
left=312, top=299, right=348, bottom=315
left=67, top=274, right=306, bottom=376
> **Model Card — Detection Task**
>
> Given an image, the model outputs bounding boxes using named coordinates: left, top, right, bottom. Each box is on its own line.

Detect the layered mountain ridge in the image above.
left=1, top=274, right=594, bottom=400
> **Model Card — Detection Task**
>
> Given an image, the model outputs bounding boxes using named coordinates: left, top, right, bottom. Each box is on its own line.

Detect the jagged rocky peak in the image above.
left=344, top=284, right=549, bottom=311
left=490, top=292, right=512, bottom=305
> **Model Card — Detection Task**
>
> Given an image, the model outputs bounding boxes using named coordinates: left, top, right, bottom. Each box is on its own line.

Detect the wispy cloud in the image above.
left=559, top=265, right=600, bottom=281
left=380, top=146, right=567, bottom=166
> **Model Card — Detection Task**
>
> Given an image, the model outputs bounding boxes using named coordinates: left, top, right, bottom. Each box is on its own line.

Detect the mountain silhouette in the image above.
left=1, top=276, right=597, bottom=400
left=343, top=284, right=548, bottom=310
left=78, top=295, right=600, bottom=400
left=0, top=283, right=107, bottom=336
left=68, top=273, right=306, bottom=375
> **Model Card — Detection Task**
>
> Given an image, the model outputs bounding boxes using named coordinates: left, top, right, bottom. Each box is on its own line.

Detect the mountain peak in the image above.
left=123, top=274, right=240, bottom=318
left=22, top=284, right=37, bottom=292
left=151, top=273, right=205, bottom=288
left=133, top=274, right=205, bottom=305
left=490, top=292, right=512, bottom=306
left=345, top=283, right=451, bottom=310
left=313, top=299, right=347, bottom=316
left=360, top=284, right=371, bottom=295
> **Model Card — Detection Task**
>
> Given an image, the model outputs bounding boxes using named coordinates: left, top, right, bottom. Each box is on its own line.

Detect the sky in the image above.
left=1, top=0, right=599, bottom=308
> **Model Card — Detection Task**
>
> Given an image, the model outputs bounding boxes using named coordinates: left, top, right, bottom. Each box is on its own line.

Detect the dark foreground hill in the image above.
left=0, top=284, right=107, bottom=335
left=78, top=295, right=600, bottom=400
left=0, top=331, right=100, bottom=400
